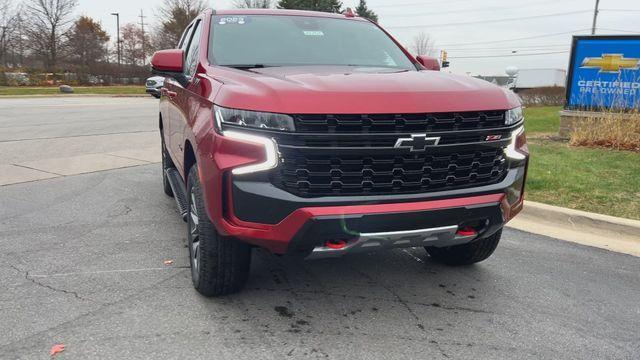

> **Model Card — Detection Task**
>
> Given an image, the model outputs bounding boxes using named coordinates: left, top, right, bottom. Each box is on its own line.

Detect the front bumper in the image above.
left=214, top=165, right=525, bottom=255
left=197, top=127, right=527, bottom=256
left=146, top=87, right=161, bottom=96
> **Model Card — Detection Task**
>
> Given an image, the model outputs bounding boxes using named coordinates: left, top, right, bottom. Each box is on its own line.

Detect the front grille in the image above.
left=293, top=111, right=506, bottom=133
left=276, top=130, right=510, bottom=148
left=272, top=147, right=508, bottom=197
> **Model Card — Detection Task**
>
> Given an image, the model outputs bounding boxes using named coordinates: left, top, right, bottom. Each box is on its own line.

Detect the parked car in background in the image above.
left=146, top=76, right=165, bottom=98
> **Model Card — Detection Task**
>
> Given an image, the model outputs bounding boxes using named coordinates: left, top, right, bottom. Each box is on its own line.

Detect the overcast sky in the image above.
left=78, top=0, right=640, bottom=75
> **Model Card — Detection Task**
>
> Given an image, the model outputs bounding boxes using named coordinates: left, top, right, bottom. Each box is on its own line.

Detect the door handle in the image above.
left=161, top=88, right=177, bottom=100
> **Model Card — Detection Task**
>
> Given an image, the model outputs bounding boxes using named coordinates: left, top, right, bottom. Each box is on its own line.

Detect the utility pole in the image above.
left=139, top=9, right=147, bottom=66
left=111, top=13, right=121, bottom=67
left=591, top=0, right=600, bottom=35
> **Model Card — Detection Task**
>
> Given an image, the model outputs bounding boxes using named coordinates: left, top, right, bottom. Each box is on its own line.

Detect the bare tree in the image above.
left=234, top=0, right=272, bottom=8
left=411, top=31, right=437, bottom=56
left=121, top=23, right=152, bottom=67
left=154, top=0, right=206, bottom=50
left=25, top=0, right=78, bottom=70
left=0, top=0, right=20, bottom=66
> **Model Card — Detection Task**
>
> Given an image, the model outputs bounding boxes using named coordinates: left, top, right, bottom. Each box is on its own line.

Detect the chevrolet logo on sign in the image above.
left=580, top=54, right=640, bottom=73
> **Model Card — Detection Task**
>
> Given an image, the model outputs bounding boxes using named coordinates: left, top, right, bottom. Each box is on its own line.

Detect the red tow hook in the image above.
left=325, top=240, right=348, bottom=250
left=456, top=227, right=477, bottom=237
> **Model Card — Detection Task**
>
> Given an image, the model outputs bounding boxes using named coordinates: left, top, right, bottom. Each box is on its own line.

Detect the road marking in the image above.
left=16, top=153, right=148, bottom=176
left=28, top=267, right=188, bottom=278
left=0, top=130, right=156, bottom=144
left=11, top=163, right=63, bottom=176
left=0, top=164, right=59, bottom=186
left=107, top=147, right=161, bottom=164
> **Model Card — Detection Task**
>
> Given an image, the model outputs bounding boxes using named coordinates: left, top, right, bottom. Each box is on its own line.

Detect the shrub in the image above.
left=570, top=110, right=640, bottom=151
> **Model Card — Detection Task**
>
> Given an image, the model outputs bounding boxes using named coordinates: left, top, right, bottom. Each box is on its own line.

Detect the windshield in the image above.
left=210, top=15, right=416, bottom=70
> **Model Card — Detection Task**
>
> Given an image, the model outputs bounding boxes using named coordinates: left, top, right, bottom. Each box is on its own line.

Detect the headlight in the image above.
left=505, top=106, right=524, bottom=126
left=214, top=105, right=295, bottom=132
left=224, top=131, right=279, bottom=175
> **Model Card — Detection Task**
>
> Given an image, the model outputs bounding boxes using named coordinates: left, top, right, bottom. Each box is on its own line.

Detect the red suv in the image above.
left=152, top=9, right=529, bottom=296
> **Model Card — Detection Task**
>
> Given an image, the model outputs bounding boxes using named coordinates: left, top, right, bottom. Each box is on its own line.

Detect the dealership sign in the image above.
left=566, top=35, right=640, bottom=110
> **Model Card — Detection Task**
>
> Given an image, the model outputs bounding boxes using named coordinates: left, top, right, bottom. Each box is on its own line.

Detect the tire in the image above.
left=425, top=229, right=502, bottom=266
left=161, top=133, right=174, bottom=197
left=186, top=165, right=252, bottom=296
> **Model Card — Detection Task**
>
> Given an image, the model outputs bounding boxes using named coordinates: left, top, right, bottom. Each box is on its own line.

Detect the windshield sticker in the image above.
left=303, top=31, right=325, bottom=36
left=218, top=17, right=249, bottom=25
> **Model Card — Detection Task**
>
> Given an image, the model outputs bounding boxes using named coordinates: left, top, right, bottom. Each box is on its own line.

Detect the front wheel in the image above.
left=425, top=229, right=502, bottom=266
left=186, top=165, right=252, bottom=296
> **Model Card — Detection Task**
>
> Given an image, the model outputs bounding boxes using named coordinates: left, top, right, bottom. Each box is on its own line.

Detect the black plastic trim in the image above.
left=232, top=166, right=526, bottom=225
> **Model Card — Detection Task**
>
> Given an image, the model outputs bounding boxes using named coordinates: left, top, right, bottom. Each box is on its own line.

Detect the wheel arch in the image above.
left=184, top=140, right=197, bottom=182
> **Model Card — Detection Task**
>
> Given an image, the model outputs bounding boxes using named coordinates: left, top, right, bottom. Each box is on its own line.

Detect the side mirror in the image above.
left=416, top=55, right=441, bottom=71
left=151, top=49, right=188, bottom=86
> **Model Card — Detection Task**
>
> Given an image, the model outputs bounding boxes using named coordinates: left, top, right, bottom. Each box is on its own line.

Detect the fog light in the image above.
left=505, top=126, right=528, bottom=160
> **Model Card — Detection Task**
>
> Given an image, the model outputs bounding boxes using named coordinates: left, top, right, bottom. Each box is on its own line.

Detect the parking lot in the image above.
left=1, top=98, right=639, bottom=359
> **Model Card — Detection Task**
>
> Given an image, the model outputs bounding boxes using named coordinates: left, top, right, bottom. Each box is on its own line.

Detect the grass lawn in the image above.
left=0, top=86, right=145, bottom=96
left=519, top=106, right=640, bottom=219
left=524, top=106, right=561, bottom=135
left=527, top=139, right=640, bottom=220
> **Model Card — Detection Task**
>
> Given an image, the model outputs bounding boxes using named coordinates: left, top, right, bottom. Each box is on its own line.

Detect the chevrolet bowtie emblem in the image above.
left=580, top=54, right=640, bottom=73
left=394, top=134, right=441, bottom=152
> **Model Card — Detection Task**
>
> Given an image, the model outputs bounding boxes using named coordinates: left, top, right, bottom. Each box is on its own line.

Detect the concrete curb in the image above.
left=507, top=201, right=640, bottom=257
left=0, top=94, right=150, bottom=99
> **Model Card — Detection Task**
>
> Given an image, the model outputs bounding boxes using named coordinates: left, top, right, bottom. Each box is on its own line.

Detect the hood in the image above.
left=209, top=65, right=520, bottom=114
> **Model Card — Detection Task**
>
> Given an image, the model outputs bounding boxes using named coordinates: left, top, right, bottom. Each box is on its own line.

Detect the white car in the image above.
left=145, top=76, right=165, bottom=98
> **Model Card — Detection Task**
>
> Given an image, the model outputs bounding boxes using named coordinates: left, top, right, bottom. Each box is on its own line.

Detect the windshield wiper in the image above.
left=222, top=64, right=275, bottom=69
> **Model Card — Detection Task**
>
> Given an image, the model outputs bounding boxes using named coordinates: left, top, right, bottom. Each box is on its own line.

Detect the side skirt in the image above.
left=165, top=168, right=189, bottom=222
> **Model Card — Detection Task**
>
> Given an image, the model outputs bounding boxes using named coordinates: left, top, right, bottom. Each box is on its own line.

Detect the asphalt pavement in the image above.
left=0, top=97, right=639, bottom=359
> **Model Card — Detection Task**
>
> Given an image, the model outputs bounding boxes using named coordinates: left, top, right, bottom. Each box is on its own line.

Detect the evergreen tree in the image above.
left=234, top=0, right=272, bottom=8
left=355, top=0, right=378, bottom=22
left=277, top=0, right=343, bottom=13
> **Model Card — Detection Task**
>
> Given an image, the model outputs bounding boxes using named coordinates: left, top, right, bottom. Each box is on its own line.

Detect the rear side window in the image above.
left=184, top=20, right=203, bottom=78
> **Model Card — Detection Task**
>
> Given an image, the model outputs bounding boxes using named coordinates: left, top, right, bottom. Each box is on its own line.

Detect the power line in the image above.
left=438, top=29, right=592, bottom=47
left=597, top=27, right=640, bottom=34
left=375, top=0, right=470, bottom=8
left=600, top=9, right=640, bottom=13
left=449, top=50, right=569, bottom=59
left=386, top=10, right=592, bottom=29
left=382, top=0, right=574, bottom=18
left=445, top=44, right=569, bottom=51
